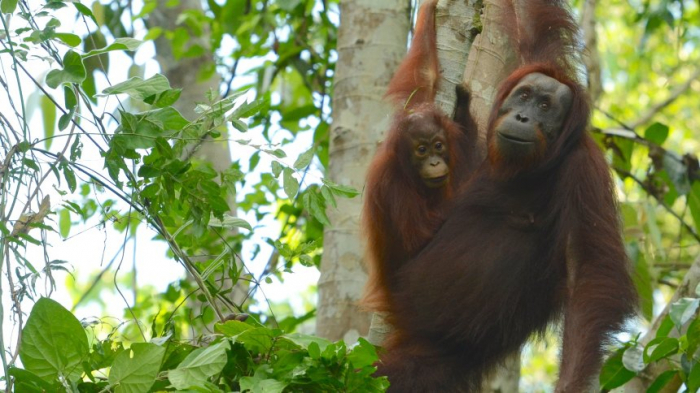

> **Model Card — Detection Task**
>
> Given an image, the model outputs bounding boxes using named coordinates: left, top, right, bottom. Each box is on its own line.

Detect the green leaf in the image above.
left=293, top=147, right=314, bottom=170
left=621, top=345, right=644, bottom=372
left=230, top=118, right=248, bottom=132
left=644, top=122, right=669, bottom=145
left=138, top=165, right=160, bottom=178
left=114, top=107, right=188, bottom=150
left=347, top=338, right=380, bottom=368
left=304, top=192, right=331, bottom=226
left=646, top=370, right=678, bottom=393
left=284, top=333, right=331, bottom=352
left=63, top=166, right=76, bottom=193
left=1, top=0, right=18, bottom=14
left=83, top=37, right=142, bottom=58
left=64, top=85, right=78, bottom=111
left=8, top=367, right=58, bottom=392
left=662, top=151, right=690, bottom=195
left=249, top=152, right=260, bottom=171
left=655, top=315, right=674, bottom=338
left=271, top=161, right=283, bottom=178
left=18, top=232, right=42, bottom=246
left=299, top=254, right=313, bottom=266
left=59, top=209, right=71, bottom=238
left=92, top=2, right=105, bottom=25
left=46, top=50, right=86, bottom=89
left=647, top=337, right=679, bottom=362
left=19, top=298, right=88, bottom=382
left=73, top=3, right=97, bottom=24
left=54, top=33, right=81, bottom=47
left=230, top=97, right=269, bottom=119
left=168, top=340, right=229, bottom=390
left=58, top=112, right=73, bottom=132
left=236, top=328, right=275, bottom=353
left=40, top=96, right=56, bottom=149
left=215, top=320, right=254, bottom=337
left=101, top=74, right=171, bottom=102
left=687, top=182, right=700, bottom=231
left=265, top=148, right=287, bottom=159
left=151, top=89, right=181, bottom=108
left=154, top=137, right=174, bottom=159
left=278, top=0, right=301, bottom=11
left=321, top=185, right=337, bottom=208
left=239, top=376, right=286, bottom=393
left=323, top=179, right=360, bottom=198
left=611, top=137, right=634, bottom=174
left=22, top=158, right=39, bottom=172
left=109, top=343, right=165, bottom=393
left=669, top=298, right=700, bottom=328
left=208, top=214, right=252, bottom=231
left=283, top=168, right=299, bottom=199
left=308, top=341, right=321, bottom=359
left=144, top=26, right=163, bottom=41
left=599, top=348, right=636, bottom=389
left=689, top=360, right=700, bottom=392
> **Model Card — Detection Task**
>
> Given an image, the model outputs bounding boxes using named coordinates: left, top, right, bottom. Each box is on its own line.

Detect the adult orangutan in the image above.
left=374, top=0, right=637, bottom=391
left=361, top=0, right=478, bottom=312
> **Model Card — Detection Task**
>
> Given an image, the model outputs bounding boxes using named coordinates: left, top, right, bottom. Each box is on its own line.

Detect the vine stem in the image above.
left=153, top=216, right=226, bottom=322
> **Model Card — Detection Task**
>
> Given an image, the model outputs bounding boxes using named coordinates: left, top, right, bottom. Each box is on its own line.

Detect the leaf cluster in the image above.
left=13, top=298, right=388, bottom=392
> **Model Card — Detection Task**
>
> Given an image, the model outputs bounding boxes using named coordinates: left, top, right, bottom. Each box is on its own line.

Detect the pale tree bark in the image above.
left=581, top=0, right=602, bottom=103
left=315, top=0, right=410, bottom=342
left=433, top=0, right=482, bottom=112
left=150, top=0, right=247, bottom=314
left=460, top=1, right=520, bottom=390
left=460, top=0, right=516, bottom=150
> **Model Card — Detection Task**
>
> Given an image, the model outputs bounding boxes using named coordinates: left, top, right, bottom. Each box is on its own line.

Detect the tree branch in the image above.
left=613, top=167, right=700, bottom=243
left=629, top=68, right=700, bottom=129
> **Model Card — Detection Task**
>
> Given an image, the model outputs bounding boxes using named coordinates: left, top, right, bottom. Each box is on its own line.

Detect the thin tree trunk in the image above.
left=461, top=1, right=521, bottom=389
left=581, top=0, right=602, bottom=102
left=315, top=0, right=411, bottom=342
left=461, top=0, right=517, bottom=149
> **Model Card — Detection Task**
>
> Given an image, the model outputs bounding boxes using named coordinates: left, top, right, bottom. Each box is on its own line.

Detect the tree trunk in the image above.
left=460, top=1, right=521, bottom=389
left=461, top=0, right=517, bottom=147
left=315, top=0, right=410, bottom=342
left=581, top=0, right=602, bottom=102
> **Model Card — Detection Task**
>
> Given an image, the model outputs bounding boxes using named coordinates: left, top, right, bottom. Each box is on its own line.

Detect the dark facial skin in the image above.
left=405, top=115, right=450, bottom=188
left=494, top=73, right=573, bottom=160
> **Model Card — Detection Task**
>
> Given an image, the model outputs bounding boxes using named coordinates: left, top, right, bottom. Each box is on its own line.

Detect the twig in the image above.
left=614, top=167, right=700, bottom=243
left=153, top=216, right=225, bottom=322
left=72, top=240, right=129, bottom=311
left=629, top=68, right=700, bottom=129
